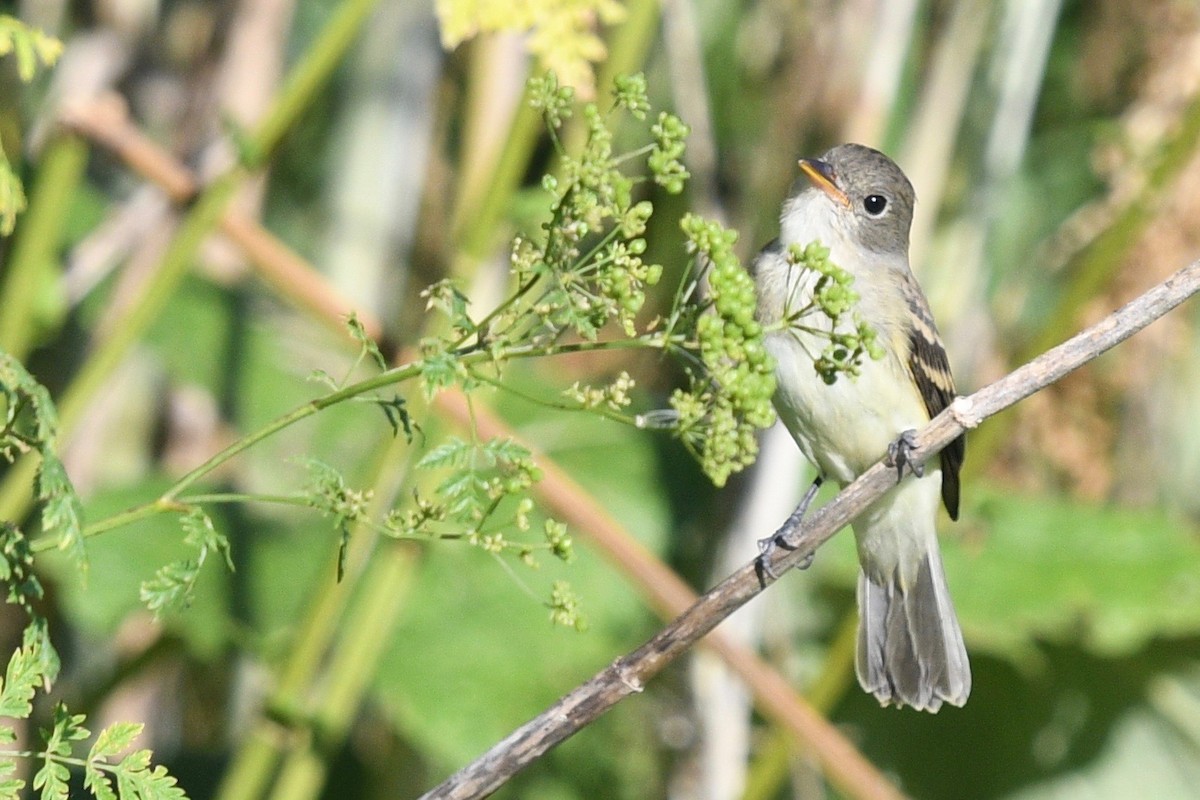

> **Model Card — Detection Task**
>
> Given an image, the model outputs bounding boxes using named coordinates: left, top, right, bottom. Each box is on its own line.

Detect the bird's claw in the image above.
left=885, top=428, right=924, bottom=481
left=757, top=531, right=814, bottom=582
left=755, top=477, right=823, bottom=584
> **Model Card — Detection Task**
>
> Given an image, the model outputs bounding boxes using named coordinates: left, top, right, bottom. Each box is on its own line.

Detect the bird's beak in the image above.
left=798, top=158, right=851, bottom=208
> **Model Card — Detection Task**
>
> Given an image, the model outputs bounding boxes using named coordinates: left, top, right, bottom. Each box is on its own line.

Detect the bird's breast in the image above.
left=766, top=327, right=928, bottom=483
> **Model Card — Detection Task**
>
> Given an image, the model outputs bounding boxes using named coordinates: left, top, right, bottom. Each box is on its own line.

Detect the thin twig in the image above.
left=420, top=257, right=1200, bottom=799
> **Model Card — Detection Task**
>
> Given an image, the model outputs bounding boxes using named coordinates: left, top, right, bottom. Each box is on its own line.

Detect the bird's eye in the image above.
left=863, top=194, right=888, bottom=216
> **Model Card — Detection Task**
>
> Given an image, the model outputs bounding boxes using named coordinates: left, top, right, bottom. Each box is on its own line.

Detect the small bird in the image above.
left=752, top=143, right=970, bottom=712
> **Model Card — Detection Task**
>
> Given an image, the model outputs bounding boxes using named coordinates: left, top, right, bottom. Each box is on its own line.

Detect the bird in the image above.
left=751, top=143, right=970, bottom=712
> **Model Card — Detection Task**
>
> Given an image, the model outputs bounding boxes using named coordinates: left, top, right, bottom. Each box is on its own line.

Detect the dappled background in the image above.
left=2, top=0, right=1200, bottom=798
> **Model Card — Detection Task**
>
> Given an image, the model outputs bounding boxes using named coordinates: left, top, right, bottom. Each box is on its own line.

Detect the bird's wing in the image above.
left=900, top=278, right=964, bottom=520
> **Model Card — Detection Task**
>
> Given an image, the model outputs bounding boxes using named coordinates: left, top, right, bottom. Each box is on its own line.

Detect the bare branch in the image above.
left=421, top=256, right=1200, bottom=800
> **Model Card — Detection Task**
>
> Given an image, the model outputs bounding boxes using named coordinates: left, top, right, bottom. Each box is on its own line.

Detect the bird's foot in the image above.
left=756, top=478, right=822, bottom=583
left=757, top=528, right=815, bottom=583
left=885, top=428, right=924, bottom=481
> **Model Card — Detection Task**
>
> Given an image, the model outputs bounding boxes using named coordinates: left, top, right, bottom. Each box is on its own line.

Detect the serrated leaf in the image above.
left=89, top=721, right=142, bottom=762
left=83, top=766, right=116, bottom=800
left=418, top=348, right=463, bottom=398
left=481, top=437, right=531, bottom=465
left=132, top=765, right=188, bottom=800
left=0, top=352, right=85, bottom=576
left=31, top=759, right=68, bottom=800
left=0, top=642, right=42, bottom=718
left=112, top=749, right=188, bottom=800
left=180, top=508, right=233, bottom=572
left=0, top=777, right=21, bottom=800
left=25, top=618, right=59, bottom=687
left=418, top=438, right=471, bottom=469
left=374, top=395, right=415, bottom=442
left=42, top=703, right=89, bottom=761
left=38, top=459, right=86, bottom=575
left=118, top=749, right=151, bottom=773
left=0, top=775, right=22, bottom=800
left=140, top=508, right=234, bottom=617
left=140, top=559, right=200, bottom=615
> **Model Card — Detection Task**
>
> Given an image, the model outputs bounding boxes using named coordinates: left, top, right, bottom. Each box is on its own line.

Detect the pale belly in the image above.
left=766, top=329, right=929, bottom=485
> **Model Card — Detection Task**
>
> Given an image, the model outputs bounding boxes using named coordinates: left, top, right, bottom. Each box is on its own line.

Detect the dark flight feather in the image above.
left=901, top=282, right=964, bottom=520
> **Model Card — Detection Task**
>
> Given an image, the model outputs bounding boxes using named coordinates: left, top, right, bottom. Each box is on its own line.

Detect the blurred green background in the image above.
left=3, top=0, right=1200, bottom=798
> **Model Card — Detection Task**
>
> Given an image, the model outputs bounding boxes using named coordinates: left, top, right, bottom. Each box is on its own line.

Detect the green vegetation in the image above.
left=1, top=3, right=1199, bottom=799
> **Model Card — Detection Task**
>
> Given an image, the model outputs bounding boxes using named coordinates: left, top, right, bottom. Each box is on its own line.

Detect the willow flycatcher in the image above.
left=753, top=143, right=970, bottom=712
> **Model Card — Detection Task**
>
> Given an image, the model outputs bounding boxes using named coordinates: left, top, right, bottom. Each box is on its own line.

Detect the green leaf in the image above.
left=23, top=619, right=58, bottom=689
left=37, top=458, right=86, bottom=575
left=374, top=395, right=415, bottom=442
left=0, top=523, right=45, bottom=613
left=83, top=768, right=116, bottom=800
left=89, top=721, right=143, bottom=761
left=41, top=480, right=232, bottom=660
left=346, top=312, right=387, bottom=371
left=113, top=750, right=187, bottom=800
left=0, top=775, right=24, bottom=800
left=417, top=438, right=471, bottom=469
left=181, top=508, right=234, bottom=573
left=42, top=703, right=89, bottom=760
left=85, top=721, right=143, bottom=800
left=417, top=341, right=467, bottom=398
left=31, top=759, right=68, bottom=800
left=0, top=351, right=85, bottom=576
left=140, top=508, right=233, bottom=616
left=140, top=559, right=201, bottom=615
left=0, top=638, right=44, bottom=719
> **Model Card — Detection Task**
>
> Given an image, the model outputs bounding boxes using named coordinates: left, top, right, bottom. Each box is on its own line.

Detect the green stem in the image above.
left=266, top=541, right=416, bottom=800
left=467, top=367, right=639, bottom=428
left=450, top=97, right=543, bottom=276
left=0, top=133, right=88, bottom=359
left=176, top=492, right=307, bottom=507
left=245, top=0, right=384, bottom=162
left=451, top=273, right=542, bottom=350
left=161, top=362, right=421, bottom=501
left=58, top=174, right=242, bottom=438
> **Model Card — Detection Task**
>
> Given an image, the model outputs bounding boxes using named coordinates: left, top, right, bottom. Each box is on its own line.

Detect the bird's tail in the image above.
left=855, top=547, right=971, bottom=712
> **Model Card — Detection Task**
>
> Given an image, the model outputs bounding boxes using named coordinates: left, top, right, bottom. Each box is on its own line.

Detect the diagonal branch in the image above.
left=420, top=256, right=1200, bottom=800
